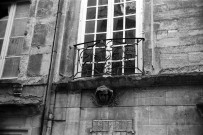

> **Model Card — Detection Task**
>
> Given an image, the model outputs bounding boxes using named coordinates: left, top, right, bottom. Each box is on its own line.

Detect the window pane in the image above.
left=15, top=2, right=30, bottom=18
left=125, top=29, right=135, bottom=43
left=94, top=63, right=105, bottom=76
left=0, top=5, right=9, bottom=20
left=87, top=0, right=96, bottom=6
left=2, top=57, right=20, bottom=78
left=0, top=20, right=8, bottom=38
left=99, top=0, right=108, bottom=5
left=85, top=21, right=95, bottom=33
left=11, top=18, right=27, bottom=37
left=114, top=0, right=124, bottom=3
left=126, top=1, right=136, bottom=15
left=97, top=19, right=107, bottom=32
left=112, top=47, right=123, bottom=60
left=86, top=7, right=96, bottom=19
left=125, top=15, right=135, bottom=29
left=96, top=33, right=106, bottom=47
left=124, top=60, right=135, bottom=75
left=7, top=37, right=24, bottom=56
left=114, top=4, right=124, bottom=17
left=98, top=6, right=107, bottom=19
left=83, top=49, right=93, bottom=62
left=112, top=62, right=122, bottom=75
left=113, top=31, right=123, bottom=45
left=95, top=48, right=106, bottom=62
left=82, top=64, right=92, bottom=77
left=125, top=45, right=135, bottom=59
left=85, top=34, right=94, bottom=48
left=113, top=17, right=123, bottom=31
left=0, top=39, right=3, bottom=55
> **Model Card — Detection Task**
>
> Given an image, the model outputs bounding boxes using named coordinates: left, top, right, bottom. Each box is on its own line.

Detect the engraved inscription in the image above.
left=91, top=120, right=134, bottom=133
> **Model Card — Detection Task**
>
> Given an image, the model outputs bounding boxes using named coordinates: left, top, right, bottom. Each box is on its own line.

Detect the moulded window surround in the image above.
left=75, top=0, right=143, bottom=78
left=0, top=2, right=30, bottom=79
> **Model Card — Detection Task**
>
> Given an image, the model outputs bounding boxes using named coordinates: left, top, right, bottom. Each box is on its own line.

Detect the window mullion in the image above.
left=0, top=4, right=16, bottom=78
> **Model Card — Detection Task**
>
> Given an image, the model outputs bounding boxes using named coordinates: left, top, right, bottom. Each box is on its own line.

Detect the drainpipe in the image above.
left=41, top=0, right=63, bottom=134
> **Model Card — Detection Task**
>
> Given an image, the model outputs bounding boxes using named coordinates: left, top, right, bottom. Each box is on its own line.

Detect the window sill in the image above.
left=56, top=73, right=203, bottom=91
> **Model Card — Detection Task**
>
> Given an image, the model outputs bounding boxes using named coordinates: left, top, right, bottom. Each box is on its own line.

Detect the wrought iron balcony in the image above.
left=73, top=38, right=145, bottom=79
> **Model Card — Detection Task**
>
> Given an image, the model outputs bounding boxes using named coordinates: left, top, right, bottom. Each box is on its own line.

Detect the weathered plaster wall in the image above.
left=52, top=85, right=203, bottom=135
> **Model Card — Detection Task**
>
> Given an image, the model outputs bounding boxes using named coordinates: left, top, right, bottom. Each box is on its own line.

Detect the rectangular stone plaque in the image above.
left=91, top=120, right=134, bottom=132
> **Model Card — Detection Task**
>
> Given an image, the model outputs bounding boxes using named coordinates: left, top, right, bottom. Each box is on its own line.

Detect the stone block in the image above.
left=32, top=115, right=42, bottom=127
left=31, top=127, right=40, bottom=135
left=166, top=86, right=203, bottom=105
left=136, top=125, right=167, bottom=135
left=55, top=92, right=68, bottom=108
left=67, top=93, right=81, bottom=107
left=54, top=107, right=66, bottom=121
left=188, top=52, right=203, bottom=63
left=157, top=38, right=179, bottom=47
left=52, top=122, right=66, bottom=135
left=22, top=85, right=45, bottom=97
left=64, top=122, right=80, bottom=135
left=31, top=24, right=47, bottom=47
left=167, top=125, right=203, bottom=135
left=184, top=106, right=203, bottom=125
left=160, top=53, right=189, bottom=68
left=66, top=108, right=80, bottom=122
left=156, top=30, right=168, bottom=40
left=149, top=106, right=185, bottom=125
left=136, top=88, right=166, bottom=106
left=79, top=120, right=92, bottom=135
left=27, top=54, right=43, bottom=77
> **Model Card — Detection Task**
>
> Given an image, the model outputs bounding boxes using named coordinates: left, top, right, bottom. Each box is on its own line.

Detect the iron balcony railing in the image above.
left=73, top=38, right=145, bottom=79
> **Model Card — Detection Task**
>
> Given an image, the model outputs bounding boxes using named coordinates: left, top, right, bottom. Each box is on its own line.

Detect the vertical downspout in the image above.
left=41, top=0, right=63, bottom=134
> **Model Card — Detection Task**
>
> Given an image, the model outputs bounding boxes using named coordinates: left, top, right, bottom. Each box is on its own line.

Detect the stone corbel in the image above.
left=13, top=84, right=23, bottom=97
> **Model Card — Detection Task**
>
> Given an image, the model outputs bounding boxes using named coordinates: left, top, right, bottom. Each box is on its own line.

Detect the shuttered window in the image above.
left=0, top=1, right=30, bottom=79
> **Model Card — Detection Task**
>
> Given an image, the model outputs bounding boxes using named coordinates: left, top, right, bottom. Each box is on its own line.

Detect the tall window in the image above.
left=75, top=0, right=143, bottom=78
left=0, top=2, right=30, bottom=79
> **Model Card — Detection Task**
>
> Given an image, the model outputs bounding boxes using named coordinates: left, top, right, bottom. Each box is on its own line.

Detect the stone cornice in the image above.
left=56, top=73, right=203, bottom=91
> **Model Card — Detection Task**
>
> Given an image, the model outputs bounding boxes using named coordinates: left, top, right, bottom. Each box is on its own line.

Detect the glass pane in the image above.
left=83, top=49, right=93, bottom=62
left=11, top=19, right=27, bottom=37
left=126, top=1, right=136, bottom=15
left=0, top=20, right=8, bottom=38
left=113, top=17, right=123, bottom=31
left=125, top=29, right=135, bottom=43
left=99, top=0, right=108, bottom=5
left=113, top=31, right=123, bottom=45
left=112, top=62, right=122, bottom=75
left=86, top=7, right=96, bottom=19
left=124, top=60, right=135, bottom=75
left=7, top=37, right=24, bottom=56
left=94, top=63, right=105, bottom=76
left=2, top=57, right=20, bottom=78
left=84, top=34, right=94, bottom=48
left=114, top=4, right=124, bottom=16
left=0, top=39, right=3, bottom=54
left=112, top=47, right=123, bottom=60
left=85, top=21, right=95, bottom=33
left=97, top=19, right=107, bottom=32
left=125, top=15, right=135, bottom=29
left=98, top=6, right=107, bottom=19
left=125, top=45, right=135, bottom=59
left=96, top=33, right=106, bottom=47
left=114, top=0, right=124, bottom=3
left=95, top=48, right=106, bottom=62
left=82, top=64, right=92, bottom=77
left=0, top=5, right=9, bottom=20
left=15, top=2, right=30, bottom=18
left=87, top=0, right=96, bottom=6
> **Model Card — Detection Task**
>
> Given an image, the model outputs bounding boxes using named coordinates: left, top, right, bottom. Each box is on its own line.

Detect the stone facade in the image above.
left=0, top=0, right=203, bottom=135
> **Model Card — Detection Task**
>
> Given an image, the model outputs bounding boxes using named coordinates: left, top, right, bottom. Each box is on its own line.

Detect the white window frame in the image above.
left=75, top=0, right=143, bottom=78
